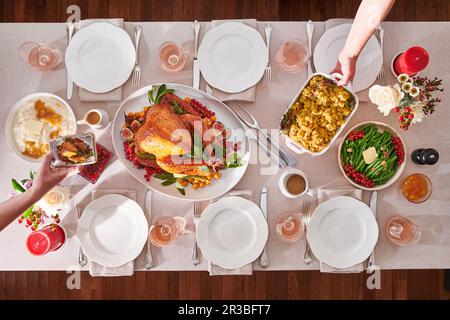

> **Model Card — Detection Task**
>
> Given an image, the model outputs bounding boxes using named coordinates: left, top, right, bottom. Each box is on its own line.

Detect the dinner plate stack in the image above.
left=307, top=196, right=379, bottom=269
left=196, top=196, right=268, bottom=269
left=77, top=194, right=148, bottom=267
left=198, top=22, right=268, bottom=93
left=65, top=22, right=136, bottom=93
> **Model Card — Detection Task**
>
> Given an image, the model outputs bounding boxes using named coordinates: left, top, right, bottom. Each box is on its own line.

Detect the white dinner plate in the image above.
left=111, top=83, right=250, bottom=201
left=313, top=24, right=382, bottom=92
left=198, top=22, right=268, bottom=93
left=307, top=196, right=379, bottom=269
left=65, top=22, right=136, bottom=93
left=196, top=196, right=268, bottom=269
left=77, top=194, right=148, bottom=267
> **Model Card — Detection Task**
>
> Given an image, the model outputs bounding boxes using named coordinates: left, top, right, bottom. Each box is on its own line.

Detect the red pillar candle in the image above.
left=394, top=46, right=429, bottom=76
left=26, top=224, right=66, bottom=256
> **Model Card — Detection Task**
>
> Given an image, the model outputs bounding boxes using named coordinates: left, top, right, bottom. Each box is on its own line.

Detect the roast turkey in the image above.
left=134, top=103, right=213, bottom=176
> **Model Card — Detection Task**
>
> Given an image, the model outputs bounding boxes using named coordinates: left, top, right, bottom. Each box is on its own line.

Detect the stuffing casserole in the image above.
left=281, top=75, right=355, bottom=153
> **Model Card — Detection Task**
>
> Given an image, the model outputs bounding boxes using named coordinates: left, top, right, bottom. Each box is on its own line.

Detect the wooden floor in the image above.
left=1, top=0, right=449, bottom=300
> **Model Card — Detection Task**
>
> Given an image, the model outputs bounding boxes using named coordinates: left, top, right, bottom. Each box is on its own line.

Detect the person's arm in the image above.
left=0, top=154, right=76, bottom=231
left=332, top=0, right=395, bottom=85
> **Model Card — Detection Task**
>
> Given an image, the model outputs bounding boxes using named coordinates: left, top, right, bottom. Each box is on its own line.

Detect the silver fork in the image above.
left=192, top=202, right=202, bottom=266
left=376, top=25, right=387, bottom=86
left=132, top=25, right=142, bottom=86
left=76, top=203, right=88, bottom=267
left=263, top=24, right=272, bottom=85
left=234, top=104, right=298, bottom=168
left=302, top=199, right=313, bottom=265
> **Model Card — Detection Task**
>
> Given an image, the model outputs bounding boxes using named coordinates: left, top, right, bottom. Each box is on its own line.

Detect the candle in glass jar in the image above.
left=26, top=224, right=66, bottom=256
left=393, top=46, right=429, bottom=76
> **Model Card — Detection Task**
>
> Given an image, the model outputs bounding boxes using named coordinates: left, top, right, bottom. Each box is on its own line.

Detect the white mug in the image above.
left=278, top=168, right=316, bottom=199
left=77, top=108, right=110, bottom=130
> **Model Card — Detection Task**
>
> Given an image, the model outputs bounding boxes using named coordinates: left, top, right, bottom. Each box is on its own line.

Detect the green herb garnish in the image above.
left=148, top=84, right=175, bottom=104
left=172, top=100, right=186, bottom=115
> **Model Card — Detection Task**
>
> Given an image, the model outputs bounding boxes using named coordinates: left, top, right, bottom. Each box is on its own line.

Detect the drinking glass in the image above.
left=159, top=41, right=187, bottom=72
left=275, top=211, right=304, bottom=242
left=385, top=216, right=421, bottom=246
left=275, top=40, right=308, bottom=73
left=19, top=42, right=62, bottom=72
left=26, top=224, right=66, bottom=256
left=149, top=216, right=186, bottom=247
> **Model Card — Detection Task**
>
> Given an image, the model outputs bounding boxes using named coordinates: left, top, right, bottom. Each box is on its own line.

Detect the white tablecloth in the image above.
left=0, top=20, right=449, bottom=271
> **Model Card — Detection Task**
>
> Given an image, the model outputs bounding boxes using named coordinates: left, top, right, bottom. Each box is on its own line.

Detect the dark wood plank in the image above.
left=437, top=0, right=448, bottom=21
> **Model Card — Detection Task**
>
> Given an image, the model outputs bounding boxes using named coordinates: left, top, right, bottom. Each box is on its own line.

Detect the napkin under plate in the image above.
left=317, top=187, right=365, bottom=273
left=77, top=18, right=124, bottom=102
left=206, top=189, right=254, bottom=275
left=208, top=19, right=258, bottom=102
left=87, top=189, right=137, bottom=277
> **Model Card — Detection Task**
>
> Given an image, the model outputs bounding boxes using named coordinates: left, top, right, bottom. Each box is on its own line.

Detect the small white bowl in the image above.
left=338, top=121, right=406, bottom=191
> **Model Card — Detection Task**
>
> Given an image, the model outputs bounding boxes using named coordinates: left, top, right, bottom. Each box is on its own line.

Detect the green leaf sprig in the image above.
left=148, top=84, right=174, bottom=104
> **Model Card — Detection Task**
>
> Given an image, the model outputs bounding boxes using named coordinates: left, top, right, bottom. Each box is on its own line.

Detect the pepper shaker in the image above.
left=411, top=148, right=439, bottom=165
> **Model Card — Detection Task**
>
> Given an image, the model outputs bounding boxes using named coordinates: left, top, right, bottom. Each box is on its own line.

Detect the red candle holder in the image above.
left=392, top=46, right=429, bottom=76
left=26, top=224, right=66, bottom=256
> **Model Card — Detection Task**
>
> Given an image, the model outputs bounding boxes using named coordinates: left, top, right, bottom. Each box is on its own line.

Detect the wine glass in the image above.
left=275, top=211, right=304, bottom=242
left=275, top=40, right=308, bottom=73
left=159, top=41, right=187, bottom=72
left=385, top=216, right=421, bottom=246
left=19, top=42, right=62, bottom=72
left=149, top=216, right=186, bottom=247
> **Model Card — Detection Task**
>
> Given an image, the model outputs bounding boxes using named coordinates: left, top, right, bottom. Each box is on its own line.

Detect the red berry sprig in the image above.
left=123, top=141, right=163, bottom=182
left=190, top=99, right=215, bottom=119
left=348, top=130, right=365, bottom=141
left=392, top=137, right=405, bottom=165
left=343, top=164, right=375, bottom=188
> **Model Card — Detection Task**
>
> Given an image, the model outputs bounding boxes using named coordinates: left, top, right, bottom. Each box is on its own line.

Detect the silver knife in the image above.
left=193, top=20, right=200, bottom=90
left=144, top=189, right=154, bottom=270
left=306, top=20, right=316, bottom=76
left=259, top=186, right=270, bottom=268
left=252, top=136, right=288, bottom=169
left=66, top=21, right=75, bottom=100
left=367, top=191, right=377, bottom=272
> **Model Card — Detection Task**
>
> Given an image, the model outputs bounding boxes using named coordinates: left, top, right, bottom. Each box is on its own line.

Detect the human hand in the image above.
left=331, top=49, right=359, bottom=86
left=29, top=153, right=78, bottom=200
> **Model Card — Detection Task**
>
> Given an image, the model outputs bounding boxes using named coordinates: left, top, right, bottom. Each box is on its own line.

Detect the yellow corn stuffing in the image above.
left=283, top=75, right=354, bottom=153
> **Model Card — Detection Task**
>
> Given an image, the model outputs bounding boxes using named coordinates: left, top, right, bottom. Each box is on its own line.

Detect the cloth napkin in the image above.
left=317, top=187, right=365, bottom=273
left=87, top=189, right=137, bottom=277
left=208, top=19, right=258, bottom=102
left=77, top=18, right=125, bottom=102
left=206, top=189, right=254, bottom=275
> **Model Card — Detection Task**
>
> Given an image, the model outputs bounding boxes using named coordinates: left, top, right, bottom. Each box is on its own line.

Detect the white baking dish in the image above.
left=280, top=72, right=359, bottom=156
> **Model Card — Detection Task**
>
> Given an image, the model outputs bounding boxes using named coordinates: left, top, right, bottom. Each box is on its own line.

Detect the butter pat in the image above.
left=25, top=120, right=44, bottom=136
left=363, top=147, right=378, bottom=164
